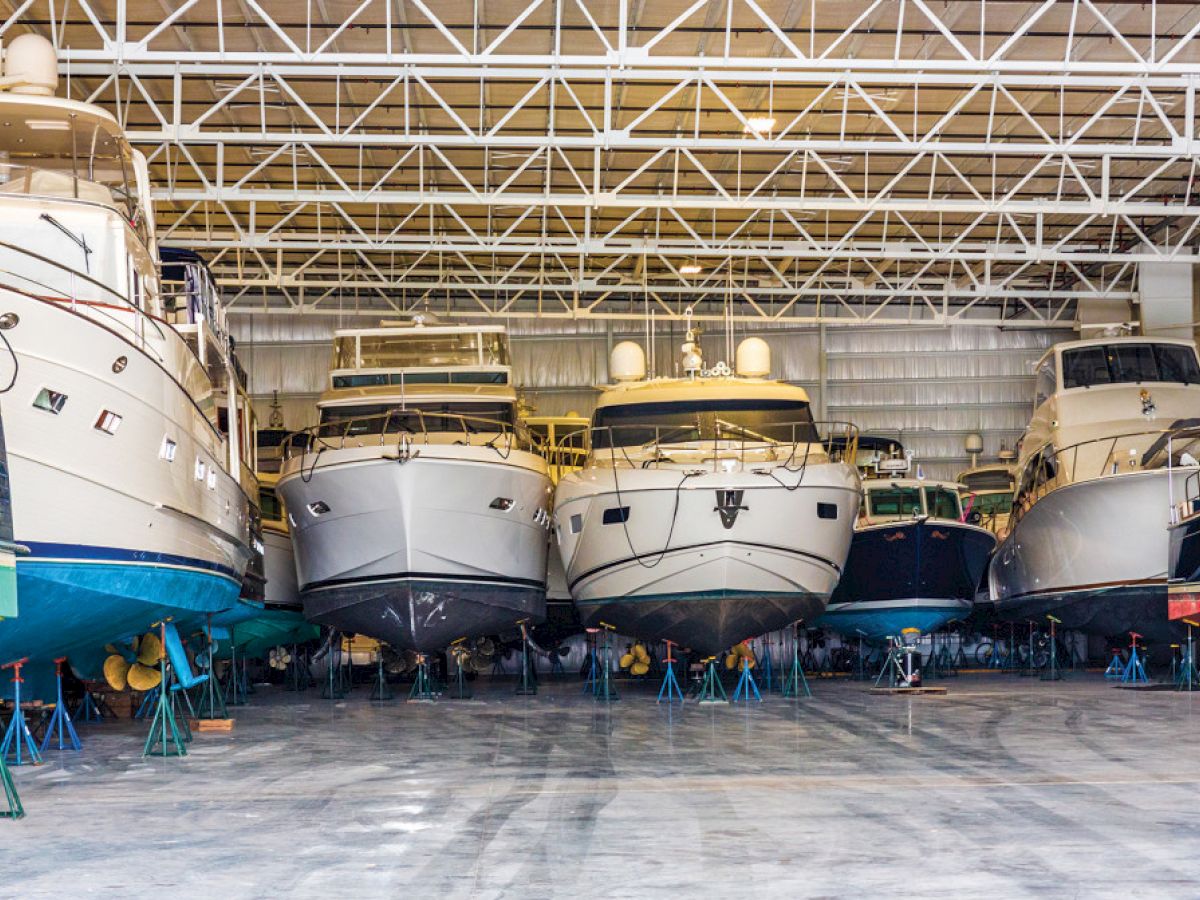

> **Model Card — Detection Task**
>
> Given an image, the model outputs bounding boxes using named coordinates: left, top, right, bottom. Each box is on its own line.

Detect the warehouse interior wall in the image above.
left=233, top=318, right=1069, bottom=483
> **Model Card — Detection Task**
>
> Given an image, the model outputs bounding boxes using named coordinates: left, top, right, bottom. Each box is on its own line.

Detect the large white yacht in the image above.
left=0, top=36, right=252, bottom=690
left=276, top=322, right=553, bottom=650
left=989, top=335, right=1200, bottom=640
left=554, top=331, right=860, bottom=654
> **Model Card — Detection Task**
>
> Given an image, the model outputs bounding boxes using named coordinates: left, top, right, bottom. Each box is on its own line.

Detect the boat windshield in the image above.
left=969, top=492, right=1013, bottom=516
left=591, top=398, right=818, bottom=449
left=332, top=331, right=509, bottom=371
left=258, top=486, right=283, bottom=521
left=959, top=469, right=1015, bottom=492
left=318, top=401, right=515, bottom=437
left=1062, top=342, right=1200, bottom=389
left=867, top=486, right=922, bottom=517
left=924, top=486, right=961, bottom=519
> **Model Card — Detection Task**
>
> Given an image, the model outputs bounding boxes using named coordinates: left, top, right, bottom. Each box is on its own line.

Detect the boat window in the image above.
left=867, top=486, right=922, bottom=517
left=971, top=493, right=1013, bottom=516
left=258, top=487, right=283, bottom=521
left=318, top=402, right=515, bottom=437
left=959, top=469, right=1015, bottom=492
left=1062, top=342, right=1200, bottom=389
left=923, top=486, right=961, bottom=519
left=334, top=331, right=509, bottom=371
left=331, top=371, right=509, bottom=389
left=591, top=398, right=817, bottom=449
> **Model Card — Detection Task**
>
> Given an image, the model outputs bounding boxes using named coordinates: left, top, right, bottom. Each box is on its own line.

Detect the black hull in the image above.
left=998, top=584, right=1181, bottom=644
left=576, top=591, right=826, bottom=656
left=302, top=576, right=546, bottom=652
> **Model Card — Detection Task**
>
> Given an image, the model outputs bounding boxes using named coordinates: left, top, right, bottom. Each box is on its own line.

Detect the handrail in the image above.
left=565, top=420, right=859, bottom=474
left=282, top=410, right=543, bottom=460
left=1012, top=427, right=1189, bottom=528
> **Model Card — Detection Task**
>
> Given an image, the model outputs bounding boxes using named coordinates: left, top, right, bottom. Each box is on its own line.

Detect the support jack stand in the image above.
left=447, top=639, right=472, bottom=700
left=0, top=751, right=21, bottom=819
left=515, top=620, right=537, bottom=696
left=370, top=653, right=394, bottom=701
left=196, top=618, right=229, bottom=720
left=321, top=634, right=346, bottom=700
left=1120, top=632, right=1149, bottom=685
left=582, top=629, right=599, bottom=694
left=656, top=640, right=684, bottom=704
left=1179, top=620, right=1200, bottom=691
left=1104, top=648, right=1124, bottom=680
left=594, top=623, right=618, bottom=702
left=756, top=639, right=776, bottom=694
left=732, top=659, right=762, bottom=703
left=1041, top=615, right=1063, bottom=682
left=39, top=657, right=81, bottom=754
left=75, top=689, right=113, bottom=724
left=142, top=625, right=187, bottom=758
left=407, top=654, right=436, bottom=703
left=697, top=657, right=728, bottom=704
left=1, top=659, right=41, bottom=766
left=782, top=625, right=812, bottom=698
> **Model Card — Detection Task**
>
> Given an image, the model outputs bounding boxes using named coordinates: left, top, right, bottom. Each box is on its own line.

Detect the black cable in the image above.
left=0, top=327, right=17, bottom=394
left=609, top=439, right=696, bottom=570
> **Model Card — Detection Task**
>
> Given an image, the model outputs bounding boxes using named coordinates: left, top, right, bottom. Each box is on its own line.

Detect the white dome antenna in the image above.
left=609, top=341, right=647, bottom=382
left=735, top=337, right=771, bottom=378
left=2, top=34, right=58, bottom=96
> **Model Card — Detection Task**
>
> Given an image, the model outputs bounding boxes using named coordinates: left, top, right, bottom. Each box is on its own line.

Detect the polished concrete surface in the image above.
left=6, top=674, right=1200, bottom=898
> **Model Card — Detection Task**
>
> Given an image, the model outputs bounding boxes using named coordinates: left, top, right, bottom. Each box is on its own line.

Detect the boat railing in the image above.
left=161, top=262, right=230, bottom=350
left=1012, top=427, right=1186, bottom=527
left=0, top=161, right=147, bottom=244
left=576, top=420, right=859, bottom=475
left=282, top=410, right=542, bottom=460
left=0, top=237, right=166, bottom=359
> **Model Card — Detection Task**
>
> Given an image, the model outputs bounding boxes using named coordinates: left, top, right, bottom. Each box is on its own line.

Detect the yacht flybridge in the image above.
left=0, top=35, right=252, bottom=694
left=956, top=462, right=1017, bottom=536
left=553, top=329, right=860, bottom=655
left=277, top=322, right=553, bottom=651
left=989, top=335, right=1200, bottom=641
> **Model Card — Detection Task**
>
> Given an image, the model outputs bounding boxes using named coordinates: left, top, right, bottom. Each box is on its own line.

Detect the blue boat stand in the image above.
left=1, top=658, right=41, bottom=766
left=38, top=656, right=81, bottom=753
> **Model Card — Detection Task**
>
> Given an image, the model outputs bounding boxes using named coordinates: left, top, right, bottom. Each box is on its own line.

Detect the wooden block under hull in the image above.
left=188, top=718, right=235, bottom=732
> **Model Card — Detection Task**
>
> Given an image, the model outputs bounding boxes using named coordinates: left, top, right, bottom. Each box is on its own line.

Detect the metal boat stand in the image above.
left=195, top=617, right=229, bottom=720
left=1178, top=620, right=1199, bottom=691
left=1104, top=648, right=1124, bottom=680
left=407, top=654, right=436, bottom=703
left=582, top=629, right=600, bottom=694
left=1120, top=632, right=1149, bottom=685
left=370, top=650, right=394, bottom=701
left=755, top=637, right=776, bottom=694
left=222, top=627, right=247, bottom=707
left=732, top=657, right=762, bottom=703
left=446, top=639, right=471, bottom=700
left=1, top=659, right=41, bottom=766
left=782, top=624, right=813, bottom=698
left=0, top=747, right=21, bottom=819
left=321, top=633, right=347, bottom=700
left=1041, top=615, right=1063, bottom=682
left=38, top=657, right=81, bottom=754
left=697, top=657, right=728, bottom=704
left=74, top=689, right=114, bottom=724
left=514, top=620, right=537, bottom=696
left=656, top=640, right=684, bottom=704
left=284, top=645, right=311, bottom=692
left=142, top=627, right=187, bottom=759
left=594, top=623, right=618, bottom=702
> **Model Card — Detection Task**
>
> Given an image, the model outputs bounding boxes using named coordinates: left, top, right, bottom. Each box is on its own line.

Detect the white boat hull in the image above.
left=554, top=464, right=859, bottom=653
left=989, top=468, right=1194, bottom=641
left=278, top=445, right=552, bottom=650
left=263, top=526, right=298, bottom=607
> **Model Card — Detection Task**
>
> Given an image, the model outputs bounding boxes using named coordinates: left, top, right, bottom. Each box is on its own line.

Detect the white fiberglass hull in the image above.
left=0, top=292, right=251, bottom=684
left=278, top=445, right=552, bottom=650
left=263, top=526, right=298, bottom=607
left=554, top=463, right=859, bottom=653
left=989, top=468, right=1195, bottom=642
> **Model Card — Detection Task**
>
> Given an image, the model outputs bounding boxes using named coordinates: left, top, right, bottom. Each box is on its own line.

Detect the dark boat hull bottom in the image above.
left=302, top=577, right=547, bottom=651
left=576, top=590, right=826, bottom=656
left=997, top=583, right=1181, bottom=644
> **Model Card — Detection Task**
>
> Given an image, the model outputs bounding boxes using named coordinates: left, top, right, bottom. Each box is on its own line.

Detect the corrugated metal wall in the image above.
left=233, top=318, right=1071, bottom=480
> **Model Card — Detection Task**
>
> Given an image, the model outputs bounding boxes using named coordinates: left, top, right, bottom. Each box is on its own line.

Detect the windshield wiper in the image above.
left=40, top=214, right=92, bottom=274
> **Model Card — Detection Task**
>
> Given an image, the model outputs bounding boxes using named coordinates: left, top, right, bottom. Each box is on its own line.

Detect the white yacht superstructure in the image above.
left=989, top=336, right=1200, bottom=640
left=277, top=323, right=553, bottom=650
left=0, top=35, right=251, bottom=685
left=554, top=334, right=860, bottom=654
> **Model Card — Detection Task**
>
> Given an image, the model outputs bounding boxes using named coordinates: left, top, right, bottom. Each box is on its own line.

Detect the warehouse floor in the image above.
left=5, top=676, right=1200, bottom=898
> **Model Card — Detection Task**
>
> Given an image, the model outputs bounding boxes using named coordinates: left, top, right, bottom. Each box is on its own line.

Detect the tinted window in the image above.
left=1062, top=343, right=1200, bottom=389
left=924, top=486, right=961, bottom=520
left=258, top=487, right=283, bottom=521
left=971, top=493, right=1013, bottom=516
left=592, top=398, right=817, bottom=449
left=868, top=487, right=922, bottom=517
left=319, top=402, right=515, bottom=436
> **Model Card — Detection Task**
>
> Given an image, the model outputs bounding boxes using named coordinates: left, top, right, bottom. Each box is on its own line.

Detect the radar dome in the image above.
left=735, top=337, right=771, bottom=378
left=609, top=341, right=646, bottom=382
left=4, top=34, right=57, bottom=96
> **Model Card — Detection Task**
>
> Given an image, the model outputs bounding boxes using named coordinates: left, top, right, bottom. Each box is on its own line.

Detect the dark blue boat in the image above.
left=818, top=478, right=996, bottom=640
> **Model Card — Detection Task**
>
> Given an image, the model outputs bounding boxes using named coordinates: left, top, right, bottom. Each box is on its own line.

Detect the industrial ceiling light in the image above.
left=742, top=115, right=776, bottom=135
left=679, top=263, right=703, bottom=275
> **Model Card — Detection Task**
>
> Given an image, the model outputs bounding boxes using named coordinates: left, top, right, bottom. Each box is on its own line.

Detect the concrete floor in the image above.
left=5, top=674, right=1200, bottom=898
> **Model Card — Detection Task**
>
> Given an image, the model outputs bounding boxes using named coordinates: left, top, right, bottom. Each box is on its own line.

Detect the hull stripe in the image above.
left=568, top=540, right=841, bottom=593
left=999, top=576, right=1166, bottom=604
left=20, top=541, right=241, bottom=583
left=303, top=571, right=546, bottom=593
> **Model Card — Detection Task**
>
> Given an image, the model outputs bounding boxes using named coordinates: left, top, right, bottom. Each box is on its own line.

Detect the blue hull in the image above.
left=0, top=544, right=242, bottom=699
left=817, top=520, right=995, bottom=642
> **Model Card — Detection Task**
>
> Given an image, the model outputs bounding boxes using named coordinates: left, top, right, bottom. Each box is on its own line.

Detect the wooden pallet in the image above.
left=868, top=686, right=948, bottom=695
left=188, top=718, right=235, bottom=732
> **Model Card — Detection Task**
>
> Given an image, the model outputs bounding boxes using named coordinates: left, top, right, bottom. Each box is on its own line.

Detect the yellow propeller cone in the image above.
left=103, top=654, right=131, bottom=691
left=619, top=652, right=635, bottom=668
left=127, top=661, right=163, bottom=691
left=136, top=631, right=164, bottom=666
